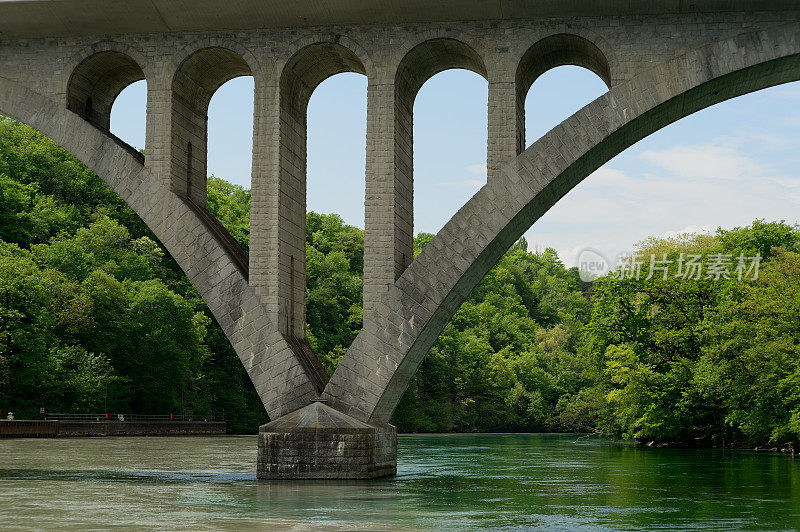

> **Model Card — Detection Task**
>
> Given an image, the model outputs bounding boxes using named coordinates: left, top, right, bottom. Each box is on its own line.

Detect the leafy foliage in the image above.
left=2, top=116, right=799, bottom=448
left=588, top=223, right=800, bottom=446
left=0, top=119, right=265, bottom=431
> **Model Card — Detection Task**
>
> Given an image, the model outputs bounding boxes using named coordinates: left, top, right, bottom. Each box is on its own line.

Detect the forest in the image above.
left=1, top=117, right=799, bottom=448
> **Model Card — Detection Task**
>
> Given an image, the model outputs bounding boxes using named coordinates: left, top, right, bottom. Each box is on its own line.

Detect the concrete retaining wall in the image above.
left=0, top=420, right=59, bottom=438
left=0, top=420, right=226, bottom=437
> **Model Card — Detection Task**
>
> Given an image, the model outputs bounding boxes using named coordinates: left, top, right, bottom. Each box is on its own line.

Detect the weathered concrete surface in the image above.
left=258, top=402, right=396, bottom=479
left=2, top=1, right=799, bottom=38
left=0, top=3, right=797, bottom=478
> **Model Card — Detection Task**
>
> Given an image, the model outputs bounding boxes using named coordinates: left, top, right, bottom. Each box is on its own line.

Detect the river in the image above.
left=1, top=434, right=798, bottom=530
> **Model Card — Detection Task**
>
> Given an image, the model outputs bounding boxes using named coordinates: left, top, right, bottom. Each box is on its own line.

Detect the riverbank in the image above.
left=0, top=420, right=225, bottom=437
left=635, top=436, right=796, bottom=454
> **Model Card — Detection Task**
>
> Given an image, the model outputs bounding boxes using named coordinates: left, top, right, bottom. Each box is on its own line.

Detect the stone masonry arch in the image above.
left=323, top=25, right=800, bottom=425
left=275, top=33, right=373, bottom=81
left=516, top=34, right=612, bottom=150
left=517, top=34, right=612, bottom=91
left=66, top=48, right=146, bottom=151
left=1, top=3, right=798, bottom=479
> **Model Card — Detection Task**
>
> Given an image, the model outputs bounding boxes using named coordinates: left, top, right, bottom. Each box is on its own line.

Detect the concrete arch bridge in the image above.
left=0, top=0, right=797, bottom=478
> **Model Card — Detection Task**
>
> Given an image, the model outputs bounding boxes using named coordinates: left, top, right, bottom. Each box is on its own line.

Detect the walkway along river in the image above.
left=1, top=433, right=798, bottom=530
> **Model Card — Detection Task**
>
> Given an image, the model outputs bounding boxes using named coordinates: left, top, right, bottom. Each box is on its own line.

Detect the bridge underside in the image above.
left=0, top=2, right=797, bottom=479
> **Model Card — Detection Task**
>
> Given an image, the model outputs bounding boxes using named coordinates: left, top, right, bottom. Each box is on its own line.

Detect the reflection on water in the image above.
left=1, top=434, right=798, bottom=530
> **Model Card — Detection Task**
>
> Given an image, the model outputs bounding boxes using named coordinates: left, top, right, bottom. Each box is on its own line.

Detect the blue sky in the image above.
left=111, top=68, right=800, bottom=268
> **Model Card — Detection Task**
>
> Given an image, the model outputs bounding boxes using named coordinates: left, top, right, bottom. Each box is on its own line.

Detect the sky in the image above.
left=110, top=68, right=800, bottom=268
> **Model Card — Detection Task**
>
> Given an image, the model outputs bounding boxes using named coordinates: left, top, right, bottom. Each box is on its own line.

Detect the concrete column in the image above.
left=250, top=79, right=307, bottom=339
left=487, top=79, right=523, bottom=183
left=144, top=81, right=171, bottom=185
left=249, top=78, right=277, bottom=304
left=363, top=79, right=414, bottom=318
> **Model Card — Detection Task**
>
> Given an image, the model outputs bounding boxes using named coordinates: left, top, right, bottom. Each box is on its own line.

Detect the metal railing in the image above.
left=44, top=412, right=226, bottom=422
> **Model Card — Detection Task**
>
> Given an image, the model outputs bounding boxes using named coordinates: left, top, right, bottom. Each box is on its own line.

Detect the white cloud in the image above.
left=465, top=164, right=487, bottom=176
left=524, top=158, right=800, bottom=268
left=714, top=131, right=795, bottom=152
left=640, top=144, right=766, bottom=181
left=435, top=164, right=487, bottom=189
left=583, top=167, right=632, bottom=187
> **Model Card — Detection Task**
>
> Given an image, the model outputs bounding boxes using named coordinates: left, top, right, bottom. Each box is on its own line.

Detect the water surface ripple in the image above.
left=1, top=434, right=798, bottom=530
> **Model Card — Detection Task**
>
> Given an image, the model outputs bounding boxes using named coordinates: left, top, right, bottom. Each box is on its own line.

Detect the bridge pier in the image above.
left=257, top=401, right=396, bottom=479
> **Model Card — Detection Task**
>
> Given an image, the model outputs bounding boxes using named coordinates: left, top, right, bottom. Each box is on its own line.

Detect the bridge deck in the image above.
left=0, top=0, right=796, bottom=38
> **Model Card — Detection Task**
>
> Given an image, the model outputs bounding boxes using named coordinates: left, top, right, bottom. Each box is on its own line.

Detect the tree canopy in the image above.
left=2, top=116, right=799, bottom=448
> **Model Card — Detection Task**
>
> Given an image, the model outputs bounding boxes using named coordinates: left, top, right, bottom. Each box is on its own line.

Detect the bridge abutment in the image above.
left=257, top=401, right=396, bottom=479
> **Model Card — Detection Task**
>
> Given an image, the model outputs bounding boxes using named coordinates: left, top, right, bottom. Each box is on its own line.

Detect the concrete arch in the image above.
left=66, top=49, right=146, bottom=132
left=0, top=74, right=318, bottom=420
left=323, top=25, right=800, bottom=423
left=273, top=41, right=368, bottom=345
left=517, top=33, right=612, bottom=94
left=276, top=33, right=372, bottom=81
left=169, top=45, right=254, bottom=208
left=396, top=37, right=488, bottom=103
left=516, top=33, right=612, bottom=149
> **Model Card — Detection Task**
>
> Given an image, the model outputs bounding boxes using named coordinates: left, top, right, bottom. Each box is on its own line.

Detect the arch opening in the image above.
left=307, top=72, right=368, bottom=225
left=170, top=47, right=252, bottom=206
left=67, top=51, right=146, bottom=158
left=413, top=69, right=489, bottom=238
left=276, top=42, right=367, bottom=344
left=524, top=65, right=609, bottom=147
left=517, top=34, right=611, bottom=148
left=305, top=72, right=368, bottom=374
left=110, top=80, right=147, bottom=151
left=394, top=38, right=489, bottom=271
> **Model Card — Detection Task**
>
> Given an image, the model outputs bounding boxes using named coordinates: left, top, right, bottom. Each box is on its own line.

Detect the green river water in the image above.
left=0, top=434, right=798, bottom=530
